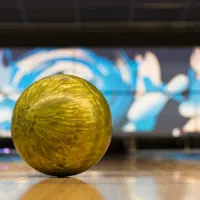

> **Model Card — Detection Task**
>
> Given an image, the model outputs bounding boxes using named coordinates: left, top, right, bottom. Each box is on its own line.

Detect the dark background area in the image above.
left=0, top=1, right=199, bottom=46
left=0, top=0, right=200, bottom=23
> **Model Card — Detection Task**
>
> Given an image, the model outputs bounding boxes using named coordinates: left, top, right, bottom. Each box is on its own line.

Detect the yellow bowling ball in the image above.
left=11, top=74, right=112, bottom=176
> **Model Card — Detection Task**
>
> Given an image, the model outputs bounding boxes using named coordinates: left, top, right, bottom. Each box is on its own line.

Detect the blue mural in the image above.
left=178, top=48, right=200, bottom=133
left=0, top=48, right=200, bottom=137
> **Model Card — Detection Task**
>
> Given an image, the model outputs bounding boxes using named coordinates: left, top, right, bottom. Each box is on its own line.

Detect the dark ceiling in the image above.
left=0, top=0, right=200, bottom=23
left=0, top=0, right=200, bottom=46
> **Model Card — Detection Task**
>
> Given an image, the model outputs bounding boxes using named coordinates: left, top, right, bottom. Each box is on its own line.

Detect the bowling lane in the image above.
left=1, top=152, right=200, bottom=200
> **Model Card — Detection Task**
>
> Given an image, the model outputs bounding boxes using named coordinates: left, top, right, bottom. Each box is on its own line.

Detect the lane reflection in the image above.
left=19, top=178, right=104, bottom=200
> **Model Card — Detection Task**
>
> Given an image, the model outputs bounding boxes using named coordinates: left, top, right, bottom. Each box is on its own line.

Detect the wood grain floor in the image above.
left=1, top=151, right=200, bottom=200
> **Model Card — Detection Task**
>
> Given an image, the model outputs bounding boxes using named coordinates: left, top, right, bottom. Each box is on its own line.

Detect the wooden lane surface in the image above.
left=1, top=153, right=200, bottom=200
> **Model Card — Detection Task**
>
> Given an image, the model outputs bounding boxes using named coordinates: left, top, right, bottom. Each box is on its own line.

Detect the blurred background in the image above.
left=2, top=1, right=200, bottom=200
left=1, top=0, right=200, bottom=152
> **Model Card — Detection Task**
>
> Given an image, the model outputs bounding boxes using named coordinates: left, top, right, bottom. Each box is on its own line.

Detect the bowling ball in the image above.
left=20, top=178, right=104, bottom=200
left=11, top=74, right=112, bottom=176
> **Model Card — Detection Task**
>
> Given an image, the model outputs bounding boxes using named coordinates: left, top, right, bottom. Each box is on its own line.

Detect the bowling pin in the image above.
left=178, top=48, right=200, bottom=132
left=179, top=101, right=200, bottom=118
left=190, top=47, right=200, bottom=76
left=182, top=117, right=200, bottom=132
left=135, top=51, right=162, bottom=97
left=126, top=74, right=188, bottom=122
